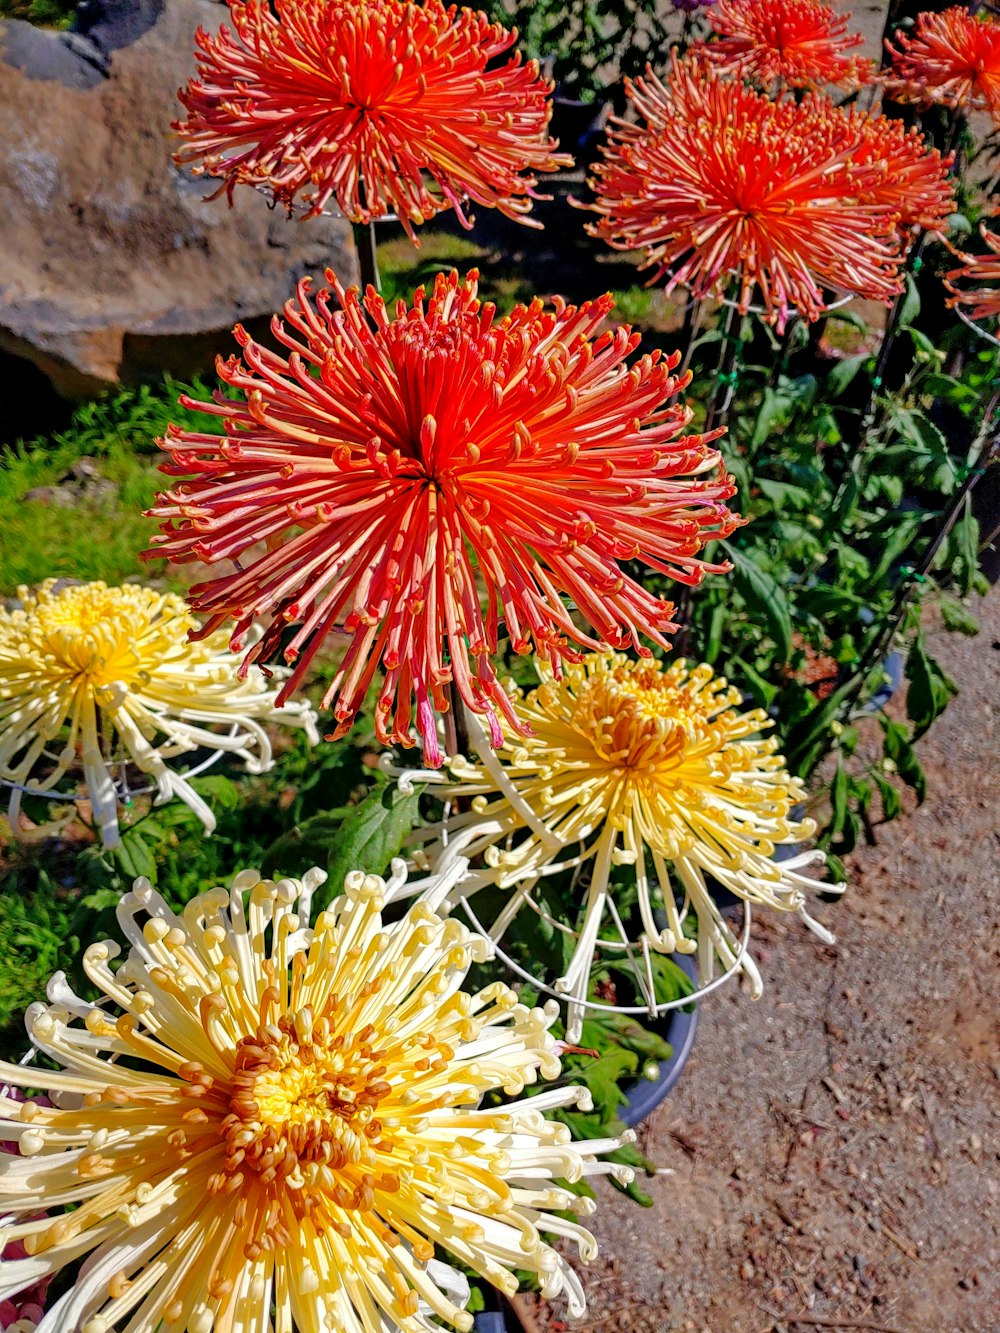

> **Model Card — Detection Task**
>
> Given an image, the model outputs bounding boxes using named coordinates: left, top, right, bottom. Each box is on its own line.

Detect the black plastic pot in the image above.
left=618, top=951, right=700, bottom=1128
left=548, top=93, right=609, bottom=162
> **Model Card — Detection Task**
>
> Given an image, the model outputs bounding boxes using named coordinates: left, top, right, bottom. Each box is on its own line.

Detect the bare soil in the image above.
left=525, top=587, right=1000, bottom=1333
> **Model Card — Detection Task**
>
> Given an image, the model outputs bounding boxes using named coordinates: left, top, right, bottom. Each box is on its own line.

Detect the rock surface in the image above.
left=0, top=0, right=357, bottom=398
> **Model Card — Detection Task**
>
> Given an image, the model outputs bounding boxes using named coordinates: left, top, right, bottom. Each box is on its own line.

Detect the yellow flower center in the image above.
left=216, top=1009, right=401, bottom=1239
left=567, top=664, right=698, bottom=777
left=4, top=582, right=193, bottom=695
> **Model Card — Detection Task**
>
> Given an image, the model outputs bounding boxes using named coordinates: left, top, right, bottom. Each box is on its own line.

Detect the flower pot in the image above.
left=618, top=952, right=700, bottom=1127
left=855, top=649, right=904, bottom=715
left=548, top=93, right=610, bottom=162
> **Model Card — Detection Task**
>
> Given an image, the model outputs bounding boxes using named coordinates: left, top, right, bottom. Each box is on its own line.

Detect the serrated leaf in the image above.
left=115, top=830, right=157, bottom=884
left=881, top=718, right=927, bottom=803
left=893, top=407, right=948, bottom=456
left=826, top=351, right=870, bottom=397
left=898, top=271, right=920, bottom=328
left=323, top=779, right=423, bottom=906
left=905, top=632, right=958, bottom=739
left=873, top=771, right=902, bottom=822
left=721, top=541, right=792, bottom=663
left=940, top=598, right=980, bottom=636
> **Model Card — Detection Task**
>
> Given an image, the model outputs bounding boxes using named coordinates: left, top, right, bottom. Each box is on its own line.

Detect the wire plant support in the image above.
left=1, top=726, right=242, bottom=846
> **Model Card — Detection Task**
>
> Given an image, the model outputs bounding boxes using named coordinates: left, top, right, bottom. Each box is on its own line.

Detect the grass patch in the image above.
left=0, top=380, right=219, bottom=595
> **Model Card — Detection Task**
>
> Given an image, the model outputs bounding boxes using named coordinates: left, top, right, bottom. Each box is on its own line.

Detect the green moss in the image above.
left=0, top=0, right=77, bottom=28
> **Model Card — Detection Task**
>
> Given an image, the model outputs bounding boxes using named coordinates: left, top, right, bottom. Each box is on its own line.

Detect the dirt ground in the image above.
left=524, top=587, right=1000, bottom=1333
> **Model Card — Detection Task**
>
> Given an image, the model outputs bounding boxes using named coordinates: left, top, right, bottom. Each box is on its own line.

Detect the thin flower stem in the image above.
left=859, top=238, right=924, bottom=438
left=678, top=291, right=703, bottom=378
left=847, top=390, right=997, bottom=709
left=352, top=219, right=381, bottom=294
left=769, top=315, right=799, bottom=389
left=705, top=301, right=740, bottom=436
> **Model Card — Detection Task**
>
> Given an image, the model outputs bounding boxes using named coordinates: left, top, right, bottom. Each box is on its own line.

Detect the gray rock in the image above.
left=0, top=0, right=357, bottom=399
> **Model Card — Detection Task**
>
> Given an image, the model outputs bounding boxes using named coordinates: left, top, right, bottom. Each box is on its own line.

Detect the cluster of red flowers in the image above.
left=148, top=272, right=739, bottom=761
left=157, top=0, right=969, bottom=761
left=885, top=6, right=1000, bottom=126
left=588, top=57, right=953, bottom=330
left=946, top=225, right=1000, bottom=323
left=696, top=0, right=871, bottom=91
left=174, top=0, right=570, bottom=236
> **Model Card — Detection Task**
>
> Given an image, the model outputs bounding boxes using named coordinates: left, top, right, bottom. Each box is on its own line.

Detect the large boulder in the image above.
left=0, top=0, right=357, bottom=399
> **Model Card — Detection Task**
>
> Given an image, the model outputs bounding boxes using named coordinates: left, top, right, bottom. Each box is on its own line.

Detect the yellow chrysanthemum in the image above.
left=0, top=580, right=318, bottom=847
left=398, top=654, right=838, bottom=1041
left=0, top=865, right=630, bottom=1332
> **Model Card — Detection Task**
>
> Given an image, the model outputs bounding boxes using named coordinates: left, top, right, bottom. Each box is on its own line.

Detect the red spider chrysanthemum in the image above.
left=803, top=99, right=956, bottom=233
left=174, top=0, right=571, bottom=237
left=588, top=59, right=904, bottom=331
left=945, top=224, right=1000, bottom=322
left=147, top=271, right=740, bottom=763
left=695, top=0, right=872, bottom=91
left=884, top=6, right=1000, bottom=125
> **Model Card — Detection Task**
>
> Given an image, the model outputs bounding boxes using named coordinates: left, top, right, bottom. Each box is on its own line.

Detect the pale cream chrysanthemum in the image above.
left=0, top=580, right=318, bottom=847
left=397, top=654, right=839, bottom=1041
left=0, top=864, right=631, bottom=1333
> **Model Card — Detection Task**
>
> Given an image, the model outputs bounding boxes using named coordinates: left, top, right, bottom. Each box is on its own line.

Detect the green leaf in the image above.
left=835, top=808, right=860, bottom=855
left=873, top=771, right=902, bottom=822
left=829, top=758, right=848, bottom=840
left=955, top=501, right=980, bottom=597
left=188, top=774, right=241, bottom=811
left=898, top=271, right=921, bottom=329
left=825, top=306, right=869, bottom=332
left=868, top=511, right=925, bottom=585
left=940, top=597, right=980, bottom=636
left=750, top=386, right=783, bottom=449
left=115, top=829, right=157, bottom=884
left=923, top=373, right=980, bottom=407
left=735, top=656, right=780, bottom=708
left=901, top=326, right=942, bottom=362
left=704, top=599, right=726, bottom=664
left=892, top=408, right=947, bottom=457
left=851, top=776, right=873, bottom=816
left=323, top=779, right=423, bottom=905
left=881, top=718, right=927, bottom=803
left=756, top=478, right=814, bottom=510
left=824, top=853, right=848, bottom=884
left=826, top=352, right=870, bottom=398
left=261, top=809, right=350, bottom=883
left=720, top=541, right=793, bottom=663
left=905, top=632, right=958, bottom=739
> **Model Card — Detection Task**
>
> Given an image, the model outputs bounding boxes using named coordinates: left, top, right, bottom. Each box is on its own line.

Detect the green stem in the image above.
left=788, top=388, right=1000, bottom=774
left=677, top=292, right=702, bottom=379
left=705, top=302, right=740, bottom=436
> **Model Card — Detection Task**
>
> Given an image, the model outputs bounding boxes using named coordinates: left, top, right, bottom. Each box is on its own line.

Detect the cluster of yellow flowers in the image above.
left=0, top=868, right=631, bottom=1332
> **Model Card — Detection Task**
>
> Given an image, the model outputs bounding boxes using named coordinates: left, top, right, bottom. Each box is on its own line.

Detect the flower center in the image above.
left=220, top=1012, right=394, bottom=1192
left=569, top=668, right=693, bottom=776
